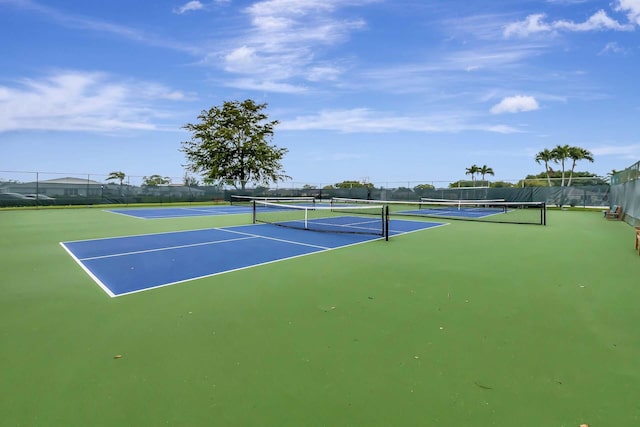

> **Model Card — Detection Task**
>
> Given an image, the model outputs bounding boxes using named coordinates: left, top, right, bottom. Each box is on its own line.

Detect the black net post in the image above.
left=252, top=200, right=256, bottom=224
left=385, top=205, right=390, bottom=241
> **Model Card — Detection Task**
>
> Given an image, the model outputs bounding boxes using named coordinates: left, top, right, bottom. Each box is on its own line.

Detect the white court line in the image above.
left=388, top=221, right=449, bottom=235
left=311, top=218, right=382, bottom=233
left=59, top=242, right=116, bottom=298
left=181, top=207, right=242, bottom=213
left=63, top=226, right=225, bottom=244
left=219, top=227, right=331, bottom=250
left=103, top=207, right=251, bottom=220
left=78, top=235, right=258, bottom=261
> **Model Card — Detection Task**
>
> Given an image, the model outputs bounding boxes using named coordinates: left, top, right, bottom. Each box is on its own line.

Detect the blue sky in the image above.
left=1, top=0, right=639, bottom=187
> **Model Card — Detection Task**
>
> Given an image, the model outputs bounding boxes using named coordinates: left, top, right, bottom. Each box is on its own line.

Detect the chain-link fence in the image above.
left=0, top=170, right=613, bottom=208
left=0, top=171, right=226, bottom=207
left=610, top=161, right=640, bottom=226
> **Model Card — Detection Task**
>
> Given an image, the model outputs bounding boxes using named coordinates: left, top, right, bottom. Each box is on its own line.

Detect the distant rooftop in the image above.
left=35, top=177, right=103, bottom=185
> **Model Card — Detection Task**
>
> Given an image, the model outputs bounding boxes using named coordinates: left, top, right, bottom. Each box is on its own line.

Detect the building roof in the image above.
left=36, top=177, right=103, bottom=185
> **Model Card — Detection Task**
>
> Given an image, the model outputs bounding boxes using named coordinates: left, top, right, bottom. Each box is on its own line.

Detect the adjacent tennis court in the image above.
left=108, top=205, right=253, bottom=219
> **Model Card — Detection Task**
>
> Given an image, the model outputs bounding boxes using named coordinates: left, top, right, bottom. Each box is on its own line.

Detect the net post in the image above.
left=542, top=202, right=546, bottom=226
left=252, top=200, right=256, bottom=224
left=385, top=205, right=390, bottom=241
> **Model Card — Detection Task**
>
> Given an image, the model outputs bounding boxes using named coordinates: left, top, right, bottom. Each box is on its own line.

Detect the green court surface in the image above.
left=1, top=207, right=639, bottom=426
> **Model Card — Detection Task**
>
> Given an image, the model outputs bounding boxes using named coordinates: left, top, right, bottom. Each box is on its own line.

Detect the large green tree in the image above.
left=180, top=99, right=289, bottom=190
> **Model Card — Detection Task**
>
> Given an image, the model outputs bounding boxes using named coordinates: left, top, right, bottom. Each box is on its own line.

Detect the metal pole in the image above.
left=36, top=172, right=39, bottom=207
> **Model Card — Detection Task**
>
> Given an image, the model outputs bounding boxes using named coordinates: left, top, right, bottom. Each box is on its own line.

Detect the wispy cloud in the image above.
left=0, top=71, right=190, bottom=133
left=546, top=0, right=591, bottom=4
left=223, top=78, right=308, bottom=94
left=216, top=0, right=377, bottom=90
left=599, top=41, right=627, bottom=55
left=590, top=143, right=640, bottom=158
left=280, top=108, right=521, bottom=134
left=173, top=1, right=205, bottom=14
left=490, top=96, right=540, bottom=114
left=2, top=0, right=201, bottom=54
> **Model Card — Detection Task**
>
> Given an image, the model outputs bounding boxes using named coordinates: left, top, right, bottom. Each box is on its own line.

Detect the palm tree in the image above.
left=535, top=149, right=555, bottom=186
left=551, top=144, right=571, bottom=186
left=465, top=164, right=480, bottom=186
left=106, top=171, right=126, bottom=195
left=107, top=171, right=125, bottom=185
left=478, top=165, right=494, bottom=186
left=566, top=147, right=594, bottom=186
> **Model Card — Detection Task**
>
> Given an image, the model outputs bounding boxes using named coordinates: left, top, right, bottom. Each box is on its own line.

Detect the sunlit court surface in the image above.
left=62, top=205, right=445, bottom=297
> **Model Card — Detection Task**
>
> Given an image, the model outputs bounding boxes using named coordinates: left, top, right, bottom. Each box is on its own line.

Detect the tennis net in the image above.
left=420, top=197, right=505, bottom=206
left=231, top=195, right=316, bottom=206
left=253, top=200, right=389, bottom=238
left=331, top=197, right=546, bottom=225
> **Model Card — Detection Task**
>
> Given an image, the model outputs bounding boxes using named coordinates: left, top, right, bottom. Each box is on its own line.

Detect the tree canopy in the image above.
left=143, top=175, right=171, bottom=186
left=332, top=180, right=374, bottom=189
left=180, top=99, right=289, bottom=190
left=522, top=171, right=605, bottom=186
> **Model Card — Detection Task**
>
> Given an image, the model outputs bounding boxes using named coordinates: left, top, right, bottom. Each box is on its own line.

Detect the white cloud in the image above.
left=504, top=14, right=552, bottom=38
left=224, top=46, right=259, bottom=73
left=173, top=1, right=205, bottom=14
left=504, top=9, right=634, bottom=38
left=490, top=96, right=540, bottom=114
left=553, top=10, right=632, bottom=31
left=615, top=0, right=640, bottom=25
left=0, top=71, right=188, bottom=133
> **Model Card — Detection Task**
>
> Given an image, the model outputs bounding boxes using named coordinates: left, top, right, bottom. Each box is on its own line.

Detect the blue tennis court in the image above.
left=399, top=206, right=506, bottom=218
left=61, top=218, right=446, bottom=297
left=108, top=202, right=322, bottom=219
left=108, top=205, right=252, bottom=219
